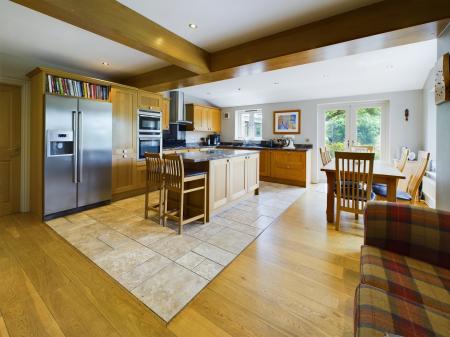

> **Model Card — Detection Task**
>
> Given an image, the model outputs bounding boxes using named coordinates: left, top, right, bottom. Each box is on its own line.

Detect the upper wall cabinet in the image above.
left=186, top=104, right=221, bottom=132
left=162, top=97, right=170, bottom=130
left=138, top=90, right=162, bottom=110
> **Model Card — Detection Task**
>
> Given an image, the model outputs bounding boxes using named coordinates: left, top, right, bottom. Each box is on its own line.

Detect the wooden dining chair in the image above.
left=144, top=153, right=164, bottom=223
left=335, top=151, right=375, bottom=231
left=373, top=152, right=430, bottom=204
left=319, top=146, right=332, bottom=166
left=162, top=154, right=207, bottom=234
left=350, top=145, right=375, bottom=153
left=396, top=148, right=410, bottom=172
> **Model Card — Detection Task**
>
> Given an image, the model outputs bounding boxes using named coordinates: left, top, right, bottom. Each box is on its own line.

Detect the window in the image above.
left=235, top=109, right=263, bottom=140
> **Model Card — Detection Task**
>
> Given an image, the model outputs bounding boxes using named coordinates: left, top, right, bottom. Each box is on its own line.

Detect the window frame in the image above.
left=235, top=109, right=263, bottom=140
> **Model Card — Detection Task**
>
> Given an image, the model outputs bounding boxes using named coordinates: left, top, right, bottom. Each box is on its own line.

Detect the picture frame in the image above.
left=435, top=53, right=450, bottom=105
left=273, top=109, right=301, bottom=134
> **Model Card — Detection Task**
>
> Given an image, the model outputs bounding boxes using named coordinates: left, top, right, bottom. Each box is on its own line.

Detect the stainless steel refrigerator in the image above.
left=44, top=94, right=112, bottom=219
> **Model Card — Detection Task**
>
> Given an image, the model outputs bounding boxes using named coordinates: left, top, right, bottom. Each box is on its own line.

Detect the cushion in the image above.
left=361, top=246, right=450, bottom=314
left=372, top=183, right=412, bottom=201
left=355, top=284, right=450, bottom=337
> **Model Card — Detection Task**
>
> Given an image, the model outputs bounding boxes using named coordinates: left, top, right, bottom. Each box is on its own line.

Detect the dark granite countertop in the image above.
left=218, top=145, right=311, bottom=152
left=180, top=149, right=259, bottom=163
left=162, top=144, right=216, bottom=151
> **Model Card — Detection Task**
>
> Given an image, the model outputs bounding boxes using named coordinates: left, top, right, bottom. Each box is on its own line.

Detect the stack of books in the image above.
left=46, top=75, right=109, bottom=100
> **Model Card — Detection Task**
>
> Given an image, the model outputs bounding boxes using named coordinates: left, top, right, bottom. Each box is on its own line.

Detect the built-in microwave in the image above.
left=138, top=110, right=161, bottom=133
left=138, top=135, right=162, bottom=160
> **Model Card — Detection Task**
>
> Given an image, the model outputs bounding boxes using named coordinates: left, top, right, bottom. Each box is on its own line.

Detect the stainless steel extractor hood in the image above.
left=169, top=91, right=192, bottom=124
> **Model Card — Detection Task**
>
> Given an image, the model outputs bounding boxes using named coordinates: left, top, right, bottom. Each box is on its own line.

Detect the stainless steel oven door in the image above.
left=138, top=136, right=162, bottom=160
left=138, top=111, right=161, bottom=133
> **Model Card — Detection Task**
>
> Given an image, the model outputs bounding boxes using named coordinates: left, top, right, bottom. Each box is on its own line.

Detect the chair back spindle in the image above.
left=335, top=151, right=375, bottom=230
left=163, top=154, right=184, bottom=192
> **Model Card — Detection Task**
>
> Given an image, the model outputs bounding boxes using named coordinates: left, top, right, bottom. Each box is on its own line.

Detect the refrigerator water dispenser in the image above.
left=47, top=130, right=74, bottom=157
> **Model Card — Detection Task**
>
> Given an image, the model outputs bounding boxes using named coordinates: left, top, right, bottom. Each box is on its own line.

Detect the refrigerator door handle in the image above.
left=72, top=110, right=78, bottom=183
left=78, top=110, right=83, bottom=183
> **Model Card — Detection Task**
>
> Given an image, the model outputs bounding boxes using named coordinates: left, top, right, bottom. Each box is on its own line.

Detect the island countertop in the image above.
left=179, top=149, right=259, bottom=163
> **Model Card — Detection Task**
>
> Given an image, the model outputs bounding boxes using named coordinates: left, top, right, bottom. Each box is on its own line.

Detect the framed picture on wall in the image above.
left=273, top=110, right=301, bottom=134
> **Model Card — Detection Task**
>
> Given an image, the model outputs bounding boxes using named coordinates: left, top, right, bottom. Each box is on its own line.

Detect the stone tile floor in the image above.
left=46, top=181, right=305, bottom=322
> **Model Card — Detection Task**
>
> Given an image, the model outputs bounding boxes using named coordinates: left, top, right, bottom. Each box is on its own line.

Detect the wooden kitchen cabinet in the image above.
left=229, top=156, right=247, bottom=201
left=267, top=150, right=310, bottom=187
left=246, top=153, right=260, bottom=192
left=209, top=154, right=259, bottom=211
left=138, top=90, right=162, bottom=110
left=259, top=150, right=271, bottom=177
left=186, top=104, right=221, bottom=132
left=110, top=87, right=138, bottom=195
left=162, top=97, right=170, bottom=130
left=209, top=158, right=230, bottom=209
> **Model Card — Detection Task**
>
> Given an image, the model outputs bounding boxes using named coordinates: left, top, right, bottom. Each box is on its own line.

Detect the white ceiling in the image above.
left=118, top=0, right=380, bottom=52
left=0, top=0, right=167, bottom=79
left=180, top=40, right=437, bottom=107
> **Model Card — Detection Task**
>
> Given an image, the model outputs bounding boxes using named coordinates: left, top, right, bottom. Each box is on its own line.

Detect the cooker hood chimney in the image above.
left=169, top=91, right=191, bottom=124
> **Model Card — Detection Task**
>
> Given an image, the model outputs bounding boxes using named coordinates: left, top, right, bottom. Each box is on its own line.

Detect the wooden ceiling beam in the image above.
left=12, top=0, right=210, bottom=74
left=124, top=0, right=450, bottom=92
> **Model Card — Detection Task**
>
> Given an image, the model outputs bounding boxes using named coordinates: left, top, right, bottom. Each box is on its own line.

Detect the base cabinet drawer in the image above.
left=260, top=150, right=310, bottom=187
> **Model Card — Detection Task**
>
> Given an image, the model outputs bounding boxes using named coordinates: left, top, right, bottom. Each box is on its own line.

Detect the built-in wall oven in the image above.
left=138, top=110, right=161, bottom=133
left=138, top=135, right=162, bottom=160
left=137, top=109, right=162, bottom=160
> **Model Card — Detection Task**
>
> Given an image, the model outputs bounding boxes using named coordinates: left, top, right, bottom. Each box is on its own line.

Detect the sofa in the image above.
left=354, top=202, right=450, bottom=337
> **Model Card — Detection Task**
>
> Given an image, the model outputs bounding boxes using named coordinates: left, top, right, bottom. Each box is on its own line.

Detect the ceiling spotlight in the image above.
left=101, top=61, right=110, bottom=66
left=237, top=88, right=242, bottom=91
left=273, top=82, right=279, bottom=85
left=188, top=23, right=198, bottom=29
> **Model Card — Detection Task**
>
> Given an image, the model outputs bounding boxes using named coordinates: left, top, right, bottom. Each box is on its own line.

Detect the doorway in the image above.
left=319, top=101, right=388, bottom=158
left=318, top=100, right=389, bottom=181
left=0, top=83, right=21, bottom=216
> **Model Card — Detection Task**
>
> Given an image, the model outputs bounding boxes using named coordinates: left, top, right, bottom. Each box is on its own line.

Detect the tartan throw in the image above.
left=360, top=246, right=450, bottom=314
left=364, top=202, right=450, bottom=269
left=355, top=284, right=450, bottom=337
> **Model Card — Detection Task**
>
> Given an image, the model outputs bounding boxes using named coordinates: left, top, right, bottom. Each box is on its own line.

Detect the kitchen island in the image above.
left=167, top=149, right=260, bottom=222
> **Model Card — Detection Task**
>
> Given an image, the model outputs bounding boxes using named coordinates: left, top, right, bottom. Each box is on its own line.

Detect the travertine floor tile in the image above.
left=193, top=259, right=223, bottom=280
left=176, top=251, right=205, bottom=270
left=193, top=242, right=236, bottom=266
left=93, top=244, right=155, bottom=278
left=132, top=262, right=208, bottom=321
left=117, top=253, right=171, bottom=290
left=149, top=234, right=202, bottom=260
left=206, top=227, right=255, bottom=254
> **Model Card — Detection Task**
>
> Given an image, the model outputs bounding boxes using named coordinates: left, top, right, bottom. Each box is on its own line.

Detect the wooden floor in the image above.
left=0, top=186, right=363, bottom=337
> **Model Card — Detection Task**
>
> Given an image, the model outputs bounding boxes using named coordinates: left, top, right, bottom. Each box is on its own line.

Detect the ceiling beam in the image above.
left=12, top=0, right=210, bottom=74
left=123, top=0, right=450, bottom=92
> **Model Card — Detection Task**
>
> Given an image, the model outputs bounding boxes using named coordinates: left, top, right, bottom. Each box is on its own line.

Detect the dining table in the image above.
left=321, top=160, right=406, bottom=223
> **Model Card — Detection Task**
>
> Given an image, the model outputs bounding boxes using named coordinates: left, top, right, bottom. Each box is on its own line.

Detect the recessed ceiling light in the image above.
left=101, top=61, right=110, bottom=66
left=273, top=82, right=279, bottom=85
left=237, top=88, right=241, bottom=91
left=188, top=23, right=198, bottom=29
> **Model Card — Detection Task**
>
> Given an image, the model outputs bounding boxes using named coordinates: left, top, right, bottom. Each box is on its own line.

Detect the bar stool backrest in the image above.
left=144, top=152, right=164, bottom=188
left=162, top=154, right=184, bottom=192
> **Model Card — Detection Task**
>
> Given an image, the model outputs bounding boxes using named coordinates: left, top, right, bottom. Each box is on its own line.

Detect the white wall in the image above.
left=422, top=67, right=437, bottom=167
left=221, top=90, right=425, bottom=183
left=436, top=25, right=450, bottom=211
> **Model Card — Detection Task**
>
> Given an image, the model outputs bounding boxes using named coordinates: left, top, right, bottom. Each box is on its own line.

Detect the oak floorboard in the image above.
left=0, top=186, right=362, bottom=337
left=0, top=315, right=10, bottom=337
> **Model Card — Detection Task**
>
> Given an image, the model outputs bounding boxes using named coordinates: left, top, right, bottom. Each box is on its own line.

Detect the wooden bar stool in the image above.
left=144, top=152, right=164, bottom=224
left=162, top=154, right=207, bottom=234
